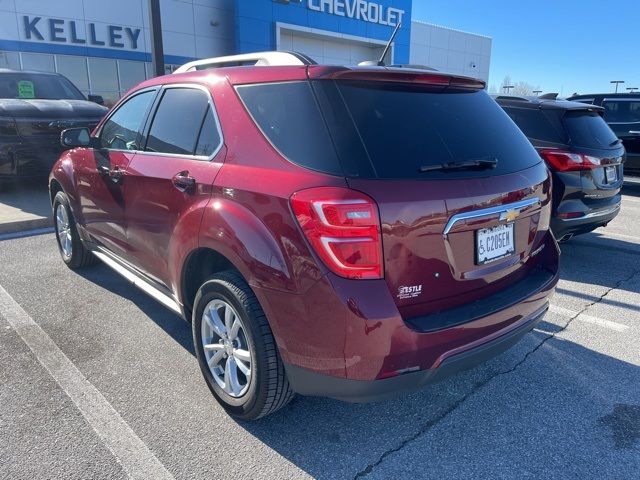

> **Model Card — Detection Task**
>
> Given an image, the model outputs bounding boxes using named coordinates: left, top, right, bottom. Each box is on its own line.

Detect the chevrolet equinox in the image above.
left=50, top=53, right=559, bottom=420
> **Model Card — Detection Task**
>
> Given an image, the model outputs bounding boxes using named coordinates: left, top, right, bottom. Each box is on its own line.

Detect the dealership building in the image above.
left=0, top=0, right=492, bottom=105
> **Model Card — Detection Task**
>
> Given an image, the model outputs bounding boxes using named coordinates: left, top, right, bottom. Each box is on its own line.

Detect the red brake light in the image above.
left=290, top=187, right=383, bottom=280
left=538, top=148, right=602, bottom=171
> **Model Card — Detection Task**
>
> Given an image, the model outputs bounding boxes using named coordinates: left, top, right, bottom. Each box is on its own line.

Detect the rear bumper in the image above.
left=285, top=302, right=548, bottom=403
left=254, top=231, right=559, bottom=400
left=551, top=199, right=621, bottom=240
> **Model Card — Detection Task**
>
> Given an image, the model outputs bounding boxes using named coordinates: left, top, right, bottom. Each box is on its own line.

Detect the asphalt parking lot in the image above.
left=1, top=185, right=639, bottom=480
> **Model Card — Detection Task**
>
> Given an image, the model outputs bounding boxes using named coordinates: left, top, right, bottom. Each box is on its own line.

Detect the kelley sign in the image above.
left=307, top=0, right=405, bottom=27
left=21, top=16, right=141, bottom=50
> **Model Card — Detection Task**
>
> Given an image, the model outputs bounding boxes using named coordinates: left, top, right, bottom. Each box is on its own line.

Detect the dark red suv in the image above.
left=50, top=53, right=559, bottom=420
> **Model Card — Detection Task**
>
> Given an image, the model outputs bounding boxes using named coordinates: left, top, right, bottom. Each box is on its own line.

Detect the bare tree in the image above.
left=500, top=75, right=541, bottom=95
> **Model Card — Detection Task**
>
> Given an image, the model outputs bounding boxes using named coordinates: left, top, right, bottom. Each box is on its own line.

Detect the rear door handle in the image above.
left=172, top=171, right=196, bottom=191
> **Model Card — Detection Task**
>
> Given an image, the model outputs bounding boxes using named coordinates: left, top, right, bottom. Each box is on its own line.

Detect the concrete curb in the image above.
left=0, top=217, right=52, bottom=235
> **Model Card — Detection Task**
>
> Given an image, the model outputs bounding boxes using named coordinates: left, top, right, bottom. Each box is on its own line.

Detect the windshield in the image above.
left=0, top=72, right=85, bottom=100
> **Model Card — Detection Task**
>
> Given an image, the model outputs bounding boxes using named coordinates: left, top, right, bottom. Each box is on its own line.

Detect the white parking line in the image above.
left=0, top=285, right=174, bottom=480
left=549, top=304, right=629, bottom=332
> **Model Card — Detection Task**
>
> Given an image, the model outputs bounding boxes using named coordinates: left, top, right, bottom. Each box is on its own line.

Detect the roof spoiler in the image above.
left=538, top=92, right=559, bottom=100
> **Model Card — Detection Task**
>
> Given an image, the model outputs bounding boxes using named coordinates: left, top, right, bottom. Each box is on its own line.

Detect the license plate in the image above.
left=605, top=166, right=617, bottom=183
left=476, top=223, right=515, bottom=265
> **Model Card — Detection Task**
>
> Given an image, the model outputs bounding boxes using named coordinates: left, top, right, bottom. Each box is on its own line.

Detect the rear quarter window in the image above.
left=502, top=107, right=566, bottom=143
left=235, top=82, right=342, bottom=175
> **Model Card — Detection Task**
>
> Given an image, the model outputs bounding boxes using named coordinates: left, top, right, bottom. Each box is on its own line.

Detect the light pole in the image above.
left=148, top=0, right=165, bottom=77
left=610, top=80, right=625, bottom=93
left=626, top=87, right=638, bottom=93
left=503, top=85, right=515, bottom=94
left=533, top=90, right=542, bottom=96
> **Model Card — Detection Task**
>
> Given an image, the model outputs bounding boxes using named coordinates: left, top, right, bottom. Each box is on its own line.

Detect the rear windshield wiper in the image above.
left=419, top=158, right=498, bottom=173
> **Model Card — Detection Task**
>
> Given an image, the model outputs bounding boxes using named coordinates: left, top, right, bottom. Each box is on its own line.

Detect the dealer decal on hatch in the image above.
left=398, top=285, right=423, bottom=300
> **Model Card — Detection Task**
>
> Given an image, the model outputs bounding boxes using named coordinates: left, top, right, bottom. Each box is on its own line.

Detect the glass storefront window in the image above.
left=88, top=58, right=118, bottom=93
left=0, top=51, right=20, bottom=69
left=21, top=53, right=55, bottom=72
left=56, top=55, right=89, bottom=95
left=118, top=60, right=145, bottom=94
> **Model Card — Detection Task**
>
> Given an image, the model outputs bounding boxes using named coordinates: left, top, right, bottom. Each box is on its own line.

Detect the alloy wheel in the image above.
left=201, top=299, right=252, bottom=398
left=55, top=203, right=73, bottom=258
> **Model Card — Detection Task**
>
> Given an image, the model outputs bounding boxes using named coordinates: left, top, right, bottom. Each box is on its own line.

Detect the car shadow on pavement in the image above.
left=75, top=265, right=196, bottom=355
left=238, top=334, right=640, bottom=479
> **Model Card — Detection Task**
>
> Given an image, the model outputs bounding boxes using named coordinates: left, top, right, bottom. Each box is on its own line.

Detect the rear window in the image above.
left=502, top=106, right=566, bottom=143
left=333, top=82, right=541, bottom=179
left=237, top=80, right=542, bottom=179
left=563, top=111, right=618, bottom=149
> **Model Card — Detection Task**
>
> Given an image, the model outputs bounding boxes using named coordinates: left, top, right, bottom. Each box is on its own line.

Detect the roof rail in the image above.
left=173, top=51, right=316, bottom=73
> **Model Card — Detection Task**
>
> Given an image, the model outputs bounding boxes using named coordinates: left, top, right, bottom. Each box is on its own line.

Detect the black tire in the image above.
left=192, top=271, right=294, bottom=420
left=52, top=191, right=97, bottom=269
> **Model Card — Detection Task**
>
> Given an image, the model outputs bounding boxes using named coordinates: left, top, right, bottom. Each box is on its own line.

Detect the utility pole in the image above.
left=626, top=87, right=638, bottom=93
left=503, top=85, right=515, bottom=93
left=533, top=90, right=542, bottom=96
left=610, top=80, right=625, bottom=93
left=148, top=0, right=165, bottom=77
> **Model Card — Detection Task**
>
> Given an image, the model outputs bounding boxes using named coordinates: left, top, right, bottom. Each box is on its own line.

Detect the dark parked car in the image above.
left=567, top=93, right=640, bottom=176
left=0, top=69, right=107, bottom=181
left=50, top=52, right=559, bottom=420
left=495, top=95, right=624, bottom=241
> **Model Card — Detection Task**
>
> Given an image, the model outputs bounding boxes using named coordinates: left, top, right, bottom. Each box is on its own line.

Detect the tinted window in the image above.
left=502, top=107, right=565, bottom=142
left=563, top=111, right=619, bottom=148
left=146, top=88, right=209, bottom=155
left=0, top=72, right=84, bottom=100
left=602, top=100, right=640, bottom=123
left=100, top=90, right=155, bottom=150
left=195, top=107, right=222, bottom=157
left=236, top=82, right=342, bottom=175
left=334, top=82, right=541, bottom=179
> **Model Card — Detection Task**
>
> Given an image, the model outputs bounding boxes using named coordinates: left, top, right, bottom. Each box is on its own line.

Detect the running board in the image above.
left=92, top=250, right=183, bottom=316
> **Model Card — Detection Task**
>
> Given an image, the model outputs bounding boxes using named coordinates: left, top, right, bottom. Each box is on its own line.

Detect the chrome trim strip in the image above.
left=443, top=197, right=541, bottom=235
left=561, top=204, right=620, bottom=221
left=92, top=250, right=182, bottom=315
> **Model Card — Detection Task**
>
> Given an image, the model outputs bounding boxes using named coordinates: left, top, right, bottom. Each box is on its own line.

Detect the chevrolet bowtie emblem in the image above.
left=501, top=209, right=520, bottom=222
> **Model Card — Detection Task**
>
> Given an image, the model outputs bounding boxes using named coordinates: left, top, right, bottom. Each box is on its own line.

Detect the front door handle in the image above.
left=629, top=130, right=640, bottom=136
left=98, top=164, right=125, bottom=183
left=172, top=171, right=196, bottom=191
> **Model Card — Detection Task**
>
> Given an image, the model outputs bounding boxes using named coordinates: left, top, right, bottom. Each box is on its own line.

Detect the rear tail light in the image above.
left=290, top=187, right=383, bottom=280
left=538, top=148, right=603, bottom=171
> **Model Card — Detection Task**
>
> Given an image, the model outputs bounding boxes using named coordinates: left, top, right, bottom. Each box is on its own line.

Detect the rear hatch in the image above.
left=311, top=74, right=550, bottom=317
left=561, top=110, right=625, bottom=196
left=235, top=67, right=553, bottom=319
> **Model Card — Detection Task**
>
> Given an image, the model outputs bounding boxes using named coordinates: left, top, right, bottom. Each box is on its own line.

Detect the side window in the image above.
left=195, top=107, right=222, bottom=157
left=99, top=90, right=155, bottom=150
left=603, top=100, right=640, bottom=123
left=145, top=88, right=211, bottom=156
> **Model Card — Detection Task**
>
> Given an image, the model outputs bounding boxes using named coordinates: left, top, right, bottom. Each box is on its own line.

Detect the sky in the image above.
left=412, top=0, right=640, bottom=96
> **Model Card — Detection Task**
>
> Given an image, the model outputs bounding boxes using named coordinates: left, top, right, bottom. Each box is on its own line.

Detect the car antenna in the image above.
left=358, top=21, right=402, bottom=67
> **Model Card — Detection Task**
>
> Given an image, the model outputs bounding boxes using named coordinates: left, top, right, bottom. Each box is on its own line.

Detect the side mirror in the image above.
left=61, top=127, right=92, bottom=149
left=88, top=94, right=105, bottom=105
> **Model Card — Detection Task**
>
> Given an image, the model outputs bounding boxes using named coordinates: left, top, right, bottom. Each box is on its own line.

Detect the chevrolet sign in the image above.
left=306, top=0, right=405, bottom=27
